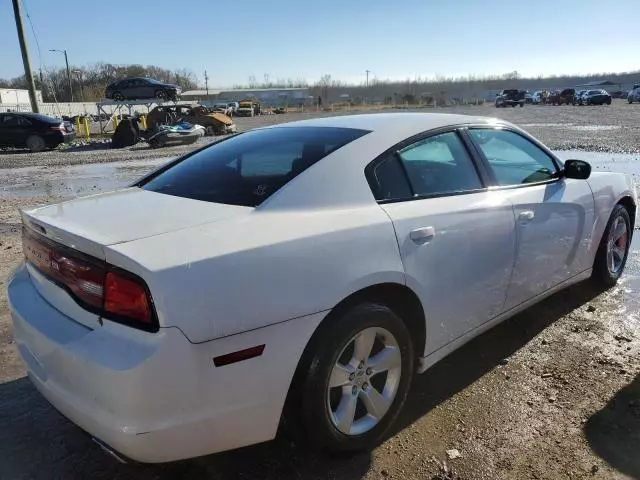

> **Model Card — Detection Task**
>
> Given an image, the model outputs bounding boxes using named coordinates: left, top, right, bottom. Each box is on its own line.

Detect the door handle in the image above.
left=410, top=226, right=435, bottom=244
left=518, top=210, right=535, bottom=221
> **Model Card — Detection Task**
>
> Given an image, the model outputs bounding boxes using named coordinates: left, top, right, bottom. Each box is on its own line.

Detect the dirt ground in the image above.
left=0, top=104, right=640, bottom=480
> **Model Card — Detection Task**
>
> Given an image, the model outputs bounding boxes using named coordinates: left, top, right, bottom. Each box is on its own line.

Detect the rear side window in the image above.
left=141, top=126, right=368, bottom=206
left=370, top=156, right=412, bottom=200
left=398, top=132, right=482, bottom=196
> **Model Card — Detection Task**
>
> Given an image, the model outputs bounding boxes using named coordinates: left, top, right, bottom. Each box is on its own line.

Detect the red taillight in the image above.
left=23, top=228, right=156, bottom=331
left=51, top=253, right=105, bottom=309
left=104, top=272, right=152, bottom=324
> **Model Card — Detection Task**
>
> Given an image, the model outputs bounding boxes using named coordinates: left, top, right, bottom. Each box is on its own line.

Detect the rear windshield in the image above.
left=140, top=126, right=369, bottom=206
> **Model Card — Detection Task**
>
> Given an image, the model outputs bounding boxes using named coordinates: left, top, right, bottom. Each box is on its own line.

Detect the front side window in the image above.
left=141, top=126, right=368, bottom=206
left=469, top=129, right=558, bottom=186
left=397, top=131, right=482, bottom=196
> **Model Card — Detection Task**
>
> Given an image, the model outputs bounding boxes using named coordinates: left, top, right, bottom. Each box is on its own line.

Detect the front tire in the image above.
left=296, top=303, right=414, bottom=454
left=593, top=204, right=631, bottom=287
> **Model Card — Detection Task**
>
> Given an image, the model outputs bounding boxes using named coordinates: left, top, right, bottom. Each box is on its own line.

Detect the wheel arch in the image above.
left=618, top=195, right=636, bottom=230
left=278, top=282, right=426, bottom=436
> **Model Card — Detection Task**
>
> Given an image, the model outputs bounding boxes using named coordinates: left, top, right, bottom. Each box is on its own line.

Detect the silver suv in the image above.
left=628, top=84, right=640, bottom=104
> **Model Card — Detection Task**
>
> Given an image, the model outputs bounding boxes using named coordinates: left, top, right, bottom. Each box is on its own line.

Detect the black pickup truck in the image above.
left=495, top=89, right=526, bottom=108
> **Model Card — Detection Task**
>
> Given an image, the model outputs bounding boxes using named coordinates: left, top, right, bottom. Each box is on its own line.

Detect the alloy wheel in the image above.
left=327, top=327, right=402, bottom=436
left=607, top=215, right=628, bottom=275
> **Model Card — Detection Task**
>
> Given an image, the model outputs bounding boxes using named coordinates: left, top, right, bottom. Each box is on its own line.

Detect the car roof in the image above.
left=260, top=113, right=518, bottom=210
left=4, top=111, right=59, bottom=123
left=270, top=112, right=506, bottom=138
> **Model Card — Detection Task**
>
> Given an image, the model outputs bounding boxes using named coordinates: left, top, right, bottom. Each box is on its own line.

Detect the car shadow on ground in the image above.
left=584, top=373, right=640, bottom=478
left=394, top=280, right=605, bottom=433
left=0, top=281, right=605, bottom=480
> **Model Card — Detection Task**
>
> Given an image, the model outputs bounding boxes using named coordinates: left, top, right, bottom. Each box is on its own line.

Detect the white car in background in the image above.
left=628, top=84, right=640, bottom=103
left=531, top=91, right=542, bottom=104
left=9, top=113, right=636, bottom=463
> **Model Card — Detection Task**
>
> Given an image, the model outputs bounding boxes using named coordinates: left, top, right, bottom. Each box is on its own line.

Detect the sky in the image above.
left=0, top=0, right=637, bottom=87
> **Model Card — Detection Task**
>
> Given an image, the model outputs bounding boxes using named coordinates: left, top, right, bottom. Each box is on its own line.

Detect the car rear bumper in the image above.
left=8, top=264, right=324, bottom=462
left=45, top=131, right=75, bottom=147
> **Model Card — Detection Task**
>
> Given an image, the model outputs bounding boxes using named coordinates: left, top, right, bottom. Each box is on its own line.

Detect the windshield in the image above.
left=140, top=126, right=369, bottom=206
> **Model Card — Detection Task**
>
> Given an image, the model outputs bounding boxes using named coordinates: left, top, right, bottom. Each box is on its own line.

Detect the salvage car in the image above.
left=9, top=113, right=636, bottom=463
left=495, top=89, right=525, bottom=107
left=583, top=89, right=612, bottom=105
left=628, top=84, right=640, bottom=103
left=0, top=112, right=74, bottom=152
left=105, top=77, right=181, bottom=102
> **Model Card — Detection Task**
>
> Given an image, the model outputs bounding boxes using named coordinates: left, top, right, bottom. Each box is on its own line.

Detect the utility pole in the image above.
left=11, top=0, right=39, bottom=112
left=204, top=70, right=209, bottom=97
left=365, top=69, right=371, bottom=87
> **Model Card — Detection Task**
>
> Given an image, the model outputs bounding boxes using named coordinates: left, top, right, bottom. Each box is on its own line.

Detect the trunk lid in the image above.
left=22, top=188, right=253, bottom=260
left=21, top=188, right=252, bottom=330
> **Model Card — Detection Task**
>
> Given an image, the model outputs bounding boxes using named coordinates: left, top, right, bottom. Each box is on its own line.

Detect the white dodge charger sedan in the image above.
left=8, top=113, right=636, bottom=463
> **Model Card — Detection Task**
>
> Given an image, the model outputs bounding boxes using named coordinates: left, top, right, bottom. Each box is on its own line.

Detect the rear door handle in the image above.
left=410, top=226, right=435, bottom=244
left=518, top=210, right=535, bottom=221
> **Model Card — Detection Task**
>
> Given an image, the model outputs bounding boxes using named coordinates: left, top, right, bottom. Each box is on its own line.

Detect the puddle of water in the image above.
left=0, top=157, right=173, bottom=199
left=554, top=150, right=640, bottom=185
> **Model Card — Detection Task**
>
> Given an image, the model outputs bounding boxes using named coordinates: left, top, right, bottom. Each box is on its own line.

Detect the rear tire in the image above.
left=293, top=302, right=414, bottom=454
left=26, top=135, right=46, bottom=153
left=592, top=204, right=631, bottom=287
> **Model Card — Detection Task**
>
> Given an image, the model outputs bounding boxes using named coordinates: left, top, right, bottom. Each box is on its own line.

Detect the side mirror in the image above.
left=563, top=159, right=591, bottom=180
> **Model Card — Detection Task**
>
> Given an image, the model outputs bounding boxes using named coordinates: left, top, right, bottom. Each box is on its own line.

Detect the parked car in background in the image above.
left=575, top=90, right=588, bottom=105
left=9, top=113, right=636, bottom=463
left=211, top=103, right=233, bottom=116
left=628, top=84, right=640, bottom=103
left=525, top=93, right=533, bottom=104
left=584, top=89, right=612, bottom=105
left=495, top=89, right=525, bottom=107
left=531, top=91, right=542, bottom=104
left=547, top=89, right=575, bottom=105
left=105, top=77, right=181, bottom=102
left=0, top=112, right=74, bottom=152
left=609, top=90, right=627, bottom=99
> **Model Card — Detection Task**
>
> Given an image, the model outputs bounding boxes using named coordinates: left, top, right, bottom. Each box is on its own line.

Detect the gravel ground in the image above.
left=1, top=101, right=640, bottom=479
left=0, top=100, right=639, bottom=169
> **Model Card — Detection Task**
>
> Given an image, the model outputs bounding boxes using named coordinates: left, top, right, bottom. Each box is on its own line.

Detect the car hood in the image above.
left=21, top=188, right=252, bottom=259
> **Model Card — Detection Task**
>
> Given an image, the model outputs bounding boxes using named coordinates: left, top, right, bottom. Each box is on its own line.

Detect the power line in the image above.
left=21, top=0, right=42, bottom=71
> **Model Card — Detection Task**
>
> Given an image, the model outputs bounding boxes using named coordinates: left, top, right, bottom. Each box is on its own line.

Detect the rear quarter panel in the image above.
left=105, top=206, right=405, bottom=343
left=586, top=172, right=637, bottom=263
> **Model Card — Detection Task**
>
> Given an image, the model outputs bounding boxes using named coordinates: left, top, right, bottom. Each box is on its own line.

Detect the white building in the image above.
left=0, top=88, right=43, bottom=105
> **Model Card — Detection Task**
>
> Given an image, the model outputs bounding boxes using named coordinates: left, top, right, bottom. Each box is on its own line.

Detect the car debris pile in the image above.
left=146, top=104, right=236, bottom=136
